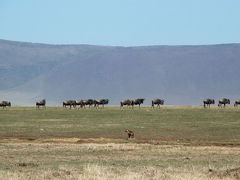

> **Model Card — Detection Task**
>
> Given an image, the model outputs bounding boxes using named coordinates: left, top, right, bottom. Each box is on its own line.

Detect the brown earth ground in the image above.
left=0, top=138, right=240, bottom=180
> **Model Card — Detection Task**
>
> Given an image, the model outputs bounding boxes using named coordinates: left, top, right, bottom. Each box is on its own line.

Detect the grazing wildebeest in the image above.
left=152, top=99, right=164, bottom=108
left=132, top=98, right=144, bottom=108
left=234, top=100, right=240, bottom=107
left=76, top=100, right=85, bottom=108
left=94, top=99, right=109, bottom=108
left=63, top=100, right=76, bottom=109
left=203, top=99, right=215, bottom=108
left=36, top=99, right=46, bottom=109
left=0, top=101, right=11, bottom=108
left=125, top=129, right=134, bottom=139
left=120, top=99, right=133, bottom=108
left=218, top=98, right=230, bottom=108
left=84, top=99, right=94, bottom=108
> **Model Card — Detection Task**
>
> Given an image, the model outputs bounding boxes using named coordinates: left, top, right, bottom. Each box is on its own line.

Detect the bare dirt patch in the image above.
left=1, top=137, right=240, bottom=148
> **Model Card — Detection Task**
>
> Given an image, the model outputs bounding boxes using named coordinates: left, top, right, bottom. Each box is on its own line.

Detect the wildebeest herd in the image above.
left=120, top=99, right=145, bottom=108
left=203, top=98, right=240, bottom=108
left=63, top=99, right=109, bottom=109
left=120, top=98, right=165, bottom=108
left=1, top=98, right=240, bottom=109
left=0, top=101, right=11, bottom=108
left=62, top=98, right=164, bottom=109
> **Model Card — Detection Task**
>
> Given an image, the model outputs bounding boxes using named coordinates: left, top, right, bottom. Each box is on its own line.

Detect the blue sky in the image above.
left=1, top=0, right=240, bottom=46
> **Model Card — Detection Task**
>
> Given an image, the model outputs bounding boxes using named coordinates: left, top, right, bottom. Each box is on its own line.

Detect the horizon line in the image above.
left=1, top=38, right=240, bottom=48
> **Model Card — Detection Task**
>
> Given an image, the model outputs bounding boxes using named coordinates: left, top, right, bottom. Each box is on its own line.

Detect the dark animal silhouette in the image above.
left=63, top=100, right=76, bottom=108
left=152, top=99, right=164, bottom=108
left=125, top=129, right=134, bottom=139
left=234, top=100, right=240, bottom=107
left=132, top=98, right=144, bottom=108
left=203, top=99, right=215, bottom=108
left=84, top=99, right=94, bottom=108
left=120, top=99, right=133, bottom=108
left=36, top=99, right=46, bottom=109
left=76, top=100, right=85, bottom=108
left=218, top=98, right=230, bottom=108
left=94, top=99, right=109, bottom=108
left=0, top=101, right=11, bottom=108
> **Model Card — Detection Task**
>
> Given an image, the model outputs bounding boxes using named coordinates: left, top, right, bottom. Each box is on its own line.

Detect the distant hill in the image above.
left=0, top=39, right=240, bottom=106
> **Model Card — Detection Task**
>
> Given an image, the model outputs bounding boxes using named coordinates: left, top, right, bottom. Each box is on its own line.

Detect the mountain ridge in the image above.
left=1, top=38, right=240, bottom=47
left=0, top=39, right=240, bottom=106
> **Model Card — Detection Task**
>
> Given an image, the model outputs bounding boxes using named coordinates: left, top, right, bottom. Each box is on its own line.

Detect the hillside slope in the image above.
left=0, top=39, right=240, bottom=105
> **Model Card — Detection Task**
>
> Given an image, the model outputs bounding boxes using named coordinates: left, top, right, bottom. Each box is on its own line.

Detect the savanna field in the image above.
left=0, top=106, right=240, bottom=179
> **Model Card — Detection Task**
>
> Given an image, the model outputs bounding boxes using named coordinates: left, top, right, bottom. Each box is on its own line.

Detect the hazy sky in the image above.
left=1, top=0, right=240, bottom=46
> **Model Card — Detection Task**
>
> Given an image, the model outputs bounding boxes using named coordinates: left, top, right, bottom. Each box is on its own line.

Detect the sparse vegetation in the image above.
left=0, top=143, right=240, bottom=179
left=0, top=106, right=240, bottom=145
left=0, top=106, right=240, bottom=179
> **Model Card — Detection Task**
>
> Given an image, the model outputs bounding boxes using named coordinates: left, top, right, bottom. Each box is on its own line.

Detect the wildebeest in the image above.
left=132, top=98, right=144, bottom=108
left=94, top=99, right=109, bottom=108
left=120, top=99, right=134, bottom=108
left=203, top=99, right=215, bottom=108
left=76, top=100, right=85, bottom=108
left=234, top=100, right=240, bottom=107
left=63, top=100, right=76, bottom=108
left=84, top=99, right=94, bottom=108
left=152, top=99, right=164, bottom=108
left=125, top=129, right=134, bottom=139
left=218, top=98, right=230, bottom=108
left=0, top=101, right=11, bottom=108
left=36, top=99, right=46, bottom=109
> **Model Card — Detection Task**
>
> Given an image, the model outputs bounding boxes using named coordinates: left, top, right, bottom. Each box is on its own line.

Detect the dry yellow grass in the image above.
left=0, top=142, right=239, bottom=179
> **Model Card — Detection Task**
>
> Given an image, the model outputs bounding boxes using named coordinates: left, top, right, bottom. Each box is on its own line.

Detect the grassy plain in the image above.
left=0, top=106, right=240, bottom=145
left=0, top=106, right=240, bottom=179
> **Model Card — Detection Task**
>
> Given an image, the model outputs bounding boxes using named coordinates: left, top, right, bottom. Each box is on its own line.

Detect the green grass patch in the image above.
left=0, top=106, right=240, bottom=145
